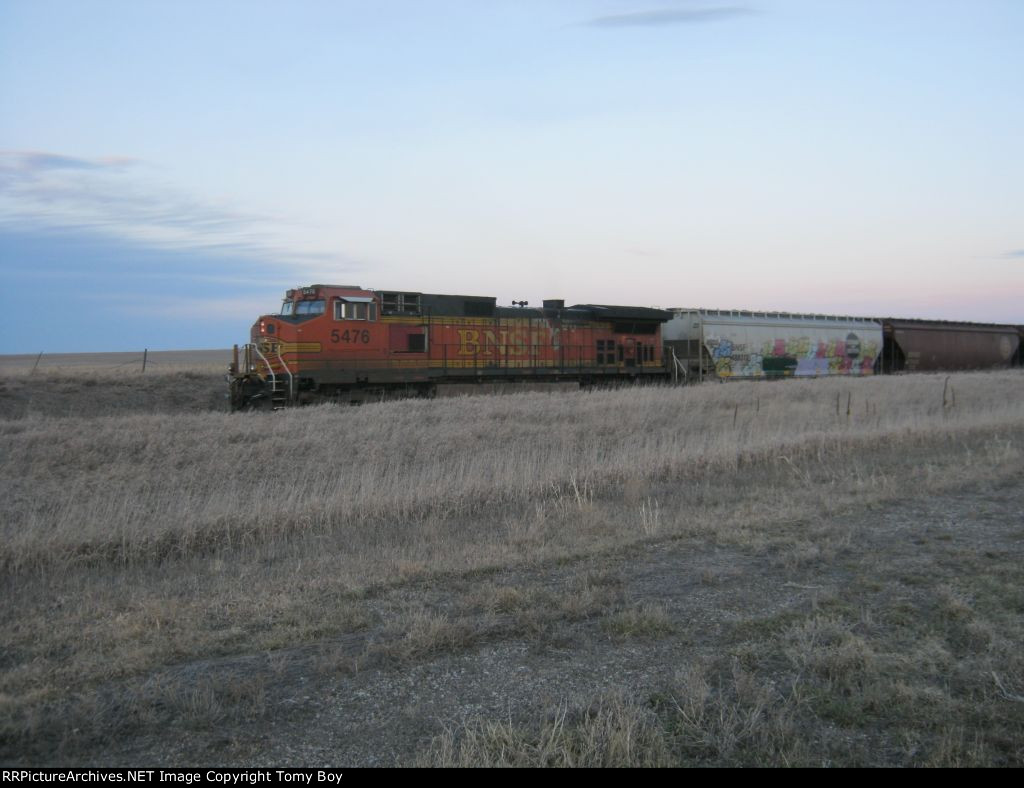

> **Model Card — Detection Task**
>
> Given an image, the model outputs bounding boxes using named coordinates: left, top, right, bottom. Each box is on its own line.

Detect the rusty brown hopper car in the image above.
left=879, top=319, right=1021, bottom=373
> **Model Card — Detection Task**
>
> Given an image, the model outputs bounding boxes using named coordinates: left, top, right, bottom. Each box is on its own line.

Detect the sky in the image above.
left=1, top=0, right=1021, bottom=352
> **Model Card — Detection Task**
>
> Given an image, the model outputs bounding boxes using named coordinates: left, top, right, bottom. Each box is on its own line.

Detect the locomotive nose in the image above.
left=251, top=315, right=277, bottom=341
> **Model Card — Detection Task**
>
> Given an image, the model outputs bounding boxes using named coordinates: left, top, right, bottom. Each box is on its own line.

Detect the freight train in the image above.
left=228, top=283, right=1023, bottom=409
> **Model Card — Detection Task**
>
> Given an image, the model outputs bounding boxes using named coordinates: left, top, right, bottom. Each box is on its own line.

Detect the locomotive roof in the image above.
left=301, top=286, right=670, bottom=322
left=577, top=304, right=673, bottom=322
left=411, top=294, right=671, bottom=322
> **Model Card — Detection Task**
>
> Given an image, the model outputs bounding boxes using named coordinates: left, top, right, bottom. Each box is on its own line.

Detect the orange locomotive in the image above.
left=228, top=284, right=673, bottom=409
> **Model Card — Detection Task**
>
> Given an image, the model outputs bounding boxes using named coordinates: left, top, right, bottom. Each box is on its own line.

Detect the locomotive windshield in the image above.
left=280, top=301, right=294, bottom=316
left=295, top=300, right=325, bottom=316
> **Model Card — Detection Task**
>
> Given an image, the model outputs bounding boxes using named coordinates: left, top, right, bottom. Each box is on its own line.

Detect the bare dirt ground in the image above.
left=23, top=472, right=1024, bottom=767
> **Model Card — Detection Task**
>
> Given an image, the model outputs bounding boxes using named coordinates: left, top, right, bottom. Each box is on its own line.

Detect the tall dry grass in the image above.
left=0, top=365, right=228, bottom=419
left=2, top=371, right=1022, bottom=575
left=1, top=369, right=1023, bottom=764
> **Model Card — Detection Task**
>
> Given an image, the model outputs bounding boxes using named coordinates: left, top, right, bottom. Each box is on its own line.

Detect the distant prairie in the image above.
left=0, top=348, right=231, bottom=371
left=0, top=350, right=230, bottom=418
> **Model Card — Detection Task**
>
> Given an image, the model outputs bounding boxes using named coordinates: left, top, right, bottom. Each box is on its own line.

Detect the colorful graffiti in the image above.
left=706, top=330, right=880, bottom=378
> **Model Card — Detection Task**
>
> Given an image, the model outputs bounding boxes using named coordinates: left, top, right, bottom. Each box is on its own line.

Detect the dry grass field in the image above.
left=1, top=364, right=1023, bottom=766
left=0, top=350, right=230, bottom=418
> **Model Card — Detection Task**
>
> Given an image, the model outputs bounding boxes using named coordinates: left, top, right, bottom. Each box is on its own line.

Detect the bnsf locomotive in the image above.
left=229, top=284, right=1023, bottom=409
left=228, top=284, right=671, bottom=409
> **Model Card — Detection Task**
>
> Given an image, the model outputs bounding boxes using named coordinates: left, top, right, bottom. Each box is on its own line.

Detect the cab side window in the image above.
left=334, top=300, right=377, bottom=321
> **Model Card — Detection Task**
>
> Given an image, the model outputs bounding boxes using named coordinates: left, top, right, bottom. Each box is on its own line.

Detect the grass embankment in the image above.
left=1, top=369, right=1022, bottom=764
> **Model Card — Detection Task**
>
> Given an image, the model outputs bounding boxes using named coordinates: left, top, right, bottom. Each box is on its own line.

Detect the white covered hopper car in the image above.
left=663, top=309, right=884, bottom=381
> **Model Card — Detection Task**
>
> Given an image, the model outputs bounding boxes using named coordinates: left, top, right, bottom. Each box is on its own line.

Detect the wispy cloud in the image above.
left=1002, top=249, right=1024, bottom=259
left=0, top=225, right=287, bottom=352
left=106, top=293, right=268, bottom=321
left=0, top=150, right=273, bottom=250
left=0, top=149, right=367, bottom=275
left=584, top=6, right=755, bottom=28
left=1, top=151, right=139, bottom=174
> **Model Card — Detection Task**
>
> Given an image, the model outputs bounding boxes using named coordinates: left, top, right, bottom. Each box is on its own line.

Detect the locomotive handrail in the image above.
left=250, top=342, right=277, bottom=394
left=669, top=346, right=687, bottom=384
left=275, top=346, right=295, bottom=402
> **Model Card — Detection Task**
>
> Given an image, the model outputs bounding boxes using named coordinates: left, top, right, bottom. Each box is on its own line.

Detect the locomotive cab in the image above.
left=231, top=284, right=384, bottom=409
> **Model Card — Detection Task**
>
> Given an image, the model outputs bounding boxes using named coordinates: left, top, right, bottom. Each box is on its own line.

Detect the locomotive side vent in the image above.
left=381, top=292, right=422, bottom=315
left=464, top=300, right=494, bottom=317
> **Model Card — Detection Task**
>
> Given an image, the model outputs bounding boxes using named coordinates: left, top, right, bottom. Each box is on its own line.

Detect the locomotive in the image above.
left=228, top=284, right=671, bottom=409
left=228, top=284, right=1023, bottom=410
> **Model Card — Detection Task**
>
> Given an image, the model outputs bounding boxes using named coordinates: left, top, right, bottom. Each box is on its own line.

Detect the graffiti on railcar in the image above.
left=705, top=331, right=879, bottom=378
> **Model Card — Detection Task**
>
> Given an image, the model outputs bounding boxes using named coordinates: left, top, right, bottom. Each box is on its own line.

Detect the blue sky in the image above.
left=1, top=0, right=1021, bottom=352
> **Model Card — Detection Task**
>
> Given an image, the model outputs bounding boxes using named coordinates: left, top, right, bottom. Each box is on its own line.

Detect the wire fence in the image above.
left=1, top=350, right=231, bottom=373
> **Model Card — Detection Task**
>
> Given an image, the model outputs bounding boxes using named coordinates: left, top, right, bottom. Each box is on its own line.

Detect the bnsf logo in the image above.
left=456, top=328, right=557, bottom=356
